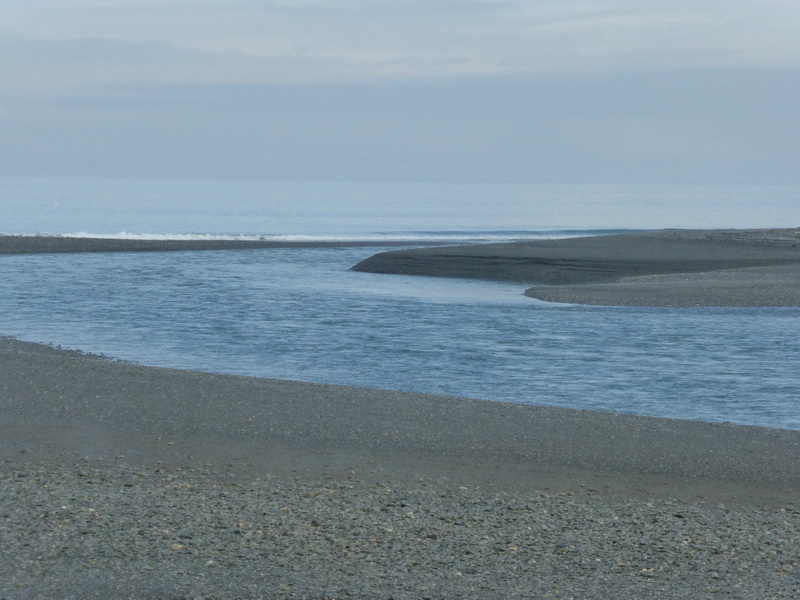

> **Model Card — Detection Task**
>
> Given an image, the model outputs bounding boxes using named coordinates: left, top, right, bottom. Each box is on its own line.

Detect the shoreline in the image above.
left=3, top=335, right=799, bottom=500
left=0, top=234, right=443, bottom=254
left=3, top=336, right=800, bottom=597
left=353, top=228, right=800, bottom=307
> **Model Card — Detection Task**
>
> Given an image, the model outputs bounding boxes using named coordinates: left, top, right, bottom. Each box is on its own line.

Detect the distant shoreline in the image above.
left=0, top=234, right=441, bottom=254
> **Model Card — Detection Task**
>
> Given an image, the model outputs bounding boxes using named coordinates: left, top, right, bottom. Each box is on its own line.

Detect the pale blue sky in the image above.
left=2, top=1, right=799, bottom=182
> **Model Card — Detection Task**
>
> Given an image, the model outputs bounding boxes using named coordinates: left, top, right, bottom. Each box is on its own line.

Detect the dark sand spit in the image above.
left=2, top=337, right=800, bottom=598
left=352, top=228, right=800, bottom=307
left=0, top=234, right=435, bottom=254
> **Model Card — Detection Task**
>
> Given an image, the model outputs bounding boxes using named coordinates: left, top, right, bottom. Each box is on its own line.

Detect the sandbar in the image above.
left=0, top=234, right=434, bottom=254
left=352, top=228, right=800, bottom=307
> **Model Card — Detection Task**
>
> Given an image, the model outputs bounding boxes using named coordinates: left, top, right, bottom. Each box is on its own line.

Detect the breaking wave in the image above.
left=14, top=229, right=635, bottom=243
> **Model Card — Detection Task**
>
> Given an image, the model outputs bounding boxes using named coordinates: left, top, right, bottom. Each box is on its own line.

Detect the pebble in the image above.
left=1, top=458, right=799, bottom=599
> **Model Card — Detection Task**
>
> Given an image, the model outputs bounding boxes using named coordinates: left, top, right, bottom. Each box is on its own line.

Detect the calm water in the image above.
left=2, top=177, right=800, bottom=430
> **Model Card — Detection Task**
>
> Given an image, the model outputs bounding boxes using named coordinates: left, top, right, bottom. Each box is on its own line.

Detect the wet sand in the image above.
left=2, top=337, right=800, bottom=598
left=352, top=228, right=800, bottom=307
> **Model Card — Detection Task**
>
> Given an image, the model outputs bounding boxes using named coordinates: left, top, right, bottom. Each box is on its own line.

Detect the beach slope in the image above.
left=2, top=337, right=800, bottom=598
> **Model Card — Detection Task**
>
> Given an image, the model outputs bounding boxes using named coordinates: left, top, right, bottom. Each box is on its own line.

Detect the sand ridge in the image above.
left=352, top=228, right=800, bottom=306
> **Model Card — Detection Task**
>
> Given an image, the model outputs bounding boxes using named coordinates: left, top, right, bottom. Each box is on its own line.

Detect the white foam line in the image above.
left=7, top=231, right=595, bottom=243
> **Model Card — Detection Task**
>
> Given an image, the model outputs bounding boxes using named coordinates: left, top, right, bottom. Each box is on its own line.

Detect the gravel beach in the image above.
left=2, top=337, right=799, bottom=598
left=352, top=228, right=800, bottom=307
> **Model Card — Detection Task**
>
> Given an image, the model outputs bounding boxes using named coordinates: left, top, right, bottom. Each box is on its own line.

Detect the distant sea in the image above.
left=2, top=177, right=800, bottom=430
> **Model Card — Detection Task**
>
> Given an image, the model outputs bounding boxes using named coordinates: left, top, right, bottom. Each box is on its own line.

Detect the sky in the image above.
left=1, top=1, right=799, bottom=183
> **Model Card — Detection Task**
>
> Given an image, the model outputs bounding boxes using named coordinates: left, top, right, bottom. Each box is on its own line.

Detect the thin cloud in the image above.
left=1, top=1, right=798, bottom=182
left=3, top=0, right=800, bottom=93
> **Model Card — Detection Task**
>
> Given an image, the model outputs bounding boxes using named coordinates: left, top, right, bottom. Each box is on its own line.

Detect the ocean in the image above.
left=2, top=177, right=800, bottom=430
